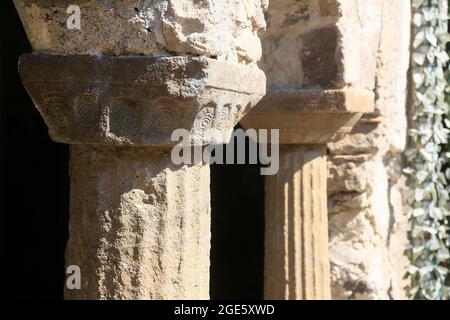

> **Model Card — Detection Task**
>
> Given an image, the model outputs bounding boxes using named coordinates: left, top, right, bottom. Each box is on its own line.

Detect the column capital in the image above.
left=19, top=54, right=266, bottom=146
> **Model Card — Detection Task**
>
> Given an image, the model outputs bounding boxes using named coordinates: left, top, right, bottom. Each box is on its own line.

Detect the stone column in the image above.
left=265, top=145, right=329, bottom=299
left=242, top=91, right=373, bottom=300
left=14, top=0, right=267, bottom=299
left=66, top=145, right=212, bottom=299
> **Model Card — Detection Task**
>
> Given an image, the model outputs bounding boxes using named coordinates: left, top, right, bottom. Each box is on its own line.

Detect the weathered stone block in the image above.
left=13, top=0, right=268, bottom=64
left=66, top=145, right=211, bottom=299
left=299, top=26, right=339, bottom=88
left=326, top=0, right=411, bottom=300
left=241, top=89, right=373, bottom=144
left=260, top=0, right=380, bottom=91
left=19, top=54, right=266, bottom=146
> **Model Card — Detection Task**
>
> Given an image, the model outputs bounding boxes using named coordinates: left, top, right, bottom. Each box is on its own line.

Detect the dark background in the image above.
left=0, top=1, right=264, bottom=299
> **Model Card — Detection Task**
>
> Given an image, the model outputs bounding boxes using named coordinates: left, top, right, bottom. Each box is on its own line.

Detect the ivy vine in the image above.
left=404, top=0, right=450, bottom=300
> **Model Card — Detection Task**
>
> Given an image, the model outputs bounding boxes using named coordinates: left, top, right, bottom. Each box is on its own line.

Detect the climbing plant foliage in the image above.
left=404, top=0, right=450, bottom=300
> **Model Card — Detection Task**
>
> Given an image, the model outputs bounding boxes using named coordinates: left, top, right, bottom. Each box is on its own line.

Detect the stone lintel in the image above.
left=19, top=54, right=266, bottom=147
left=240, top=89, right=374, bottom=144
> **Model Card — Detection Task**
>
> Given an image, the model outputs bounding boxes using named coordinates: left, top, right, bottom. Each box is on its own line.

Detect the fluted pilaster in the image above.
left=241, top=0, right=375, bottom=301
left=265, top=145, right=330, bottom=300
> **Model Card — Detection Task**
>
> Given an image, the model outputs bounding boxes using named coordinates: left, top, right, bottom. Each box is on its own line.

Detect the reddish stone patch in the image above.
left=299, top=26, right=339, bottom=88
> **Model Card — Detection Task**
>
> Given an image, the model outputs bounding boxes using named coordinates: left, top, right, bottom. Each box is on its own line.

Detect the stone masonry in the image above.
left=250, top=0, right=411, bottom=300
left=15, top=0, right=268, bottom=299
left=242, top=0, right=376, bottom=299
left=327, top=0, right=411, bottom=300
left=12, top=0, right=413, bottom=300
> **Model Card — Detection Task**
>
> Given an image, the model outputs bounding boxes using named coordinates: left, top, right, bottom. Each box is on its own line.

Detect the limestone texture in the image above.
left=66, top=145, right=211, bottom=299
left=15, top=0, right=268, bottom=300
left=242, top=0, right=378, bottom=301
left=19, top=54, right=266, bottom=147
left=13, top=0, right=268, bottom=64
left=14, top=0, right=412, bottom=301
left=327, top=0, right=411, bottom=300
left=265, top=145, right=330, bottom=300
left=260, top=0, right=380, bottom=91
left=244, top=0, right=410, bottom=301
left=241, top=89, right=373, bottom=144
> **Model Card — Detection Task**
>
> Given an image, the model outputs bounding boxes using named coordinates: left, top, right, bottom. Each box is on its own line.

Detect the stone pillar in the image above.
left=327, top=0, right=411, bottom=300
left=241, top=0, right=377, bottom=300
left=265, top=145, right=329, bottom=299
left=14, top=0, right=267, bottom=299
left=242, top=91, right=373, bottom=300
left=66, top=145, right=211, bottom=299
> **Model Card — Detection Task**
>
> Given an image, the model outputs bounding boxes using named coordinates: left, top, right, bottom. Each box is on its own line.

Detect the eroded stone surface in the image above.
left=244, top=0, right=409, bottom=301
left=15, top=0, right=268, bottom=301
left=14, top=0, right=268, bottom=64
left=260, top=0, right=380, bottom=90
left=265, top=145, right=330, bottom=300
left=66, top=145, right=211, bottom=299
left=327, top=0, right=410, bottom=300
left=19, top=54, right=266, bottom=146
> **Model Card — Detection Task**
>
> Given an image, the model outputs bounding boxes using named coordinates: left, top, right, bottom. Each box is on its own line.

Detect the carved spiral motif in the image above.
left=149, top=97, right=182, bottom=133
left=194, top=106, right=215, bottom=134
left=42, top=95, right=69, bottom=128
left=110, top=98, right=140, bottom=132
left=73, top=94, right=100, bottom=129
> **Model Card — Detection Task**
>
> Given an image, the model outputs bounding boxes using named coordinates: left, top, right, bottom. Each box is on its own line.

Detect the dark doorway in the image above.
left=210, top=128, right=265, bottom=299
left=1, top=1, right=70, bottom=300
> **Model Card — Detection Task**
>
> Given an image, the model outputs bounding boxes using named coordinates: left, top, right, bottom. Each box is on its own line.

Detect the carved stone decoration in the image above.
left=265, top=145, right=330, bottom=300
left=148, top=97, right=183, bottom=134
left=109, top=98, right=142, bottom=138
left=14, top=0, right=268, bottom=300
left=41, top=95, right=69, bottom=133
left=19, top=54, right=266, bottom=147
left=73, top=94, right=101, bottom=132
left=18, top=53, right=266, bottom=299
left=194, top=106, right=215, bottom=135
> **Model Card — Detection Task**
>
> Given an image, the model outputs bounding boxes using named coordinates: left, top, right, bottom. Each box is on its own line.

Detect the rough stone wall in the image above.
left=327, top=0, right=411, bottom=300
left=259, top=0, right=380, bottom=91
left=259, top=0, right=411, bottom=300
left=14, top=0, right=268, bottom=64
